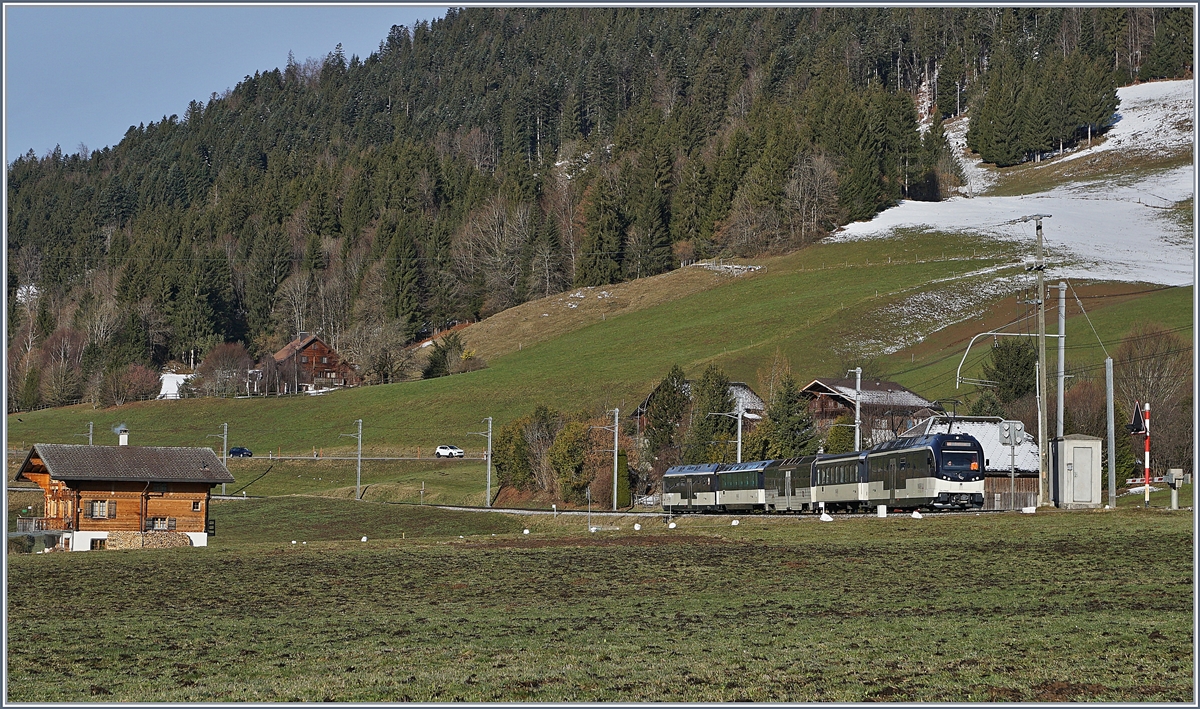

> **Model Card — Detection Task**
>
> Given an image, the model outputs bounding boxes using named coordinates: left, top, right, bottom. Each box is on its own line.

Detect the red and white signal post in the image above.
left=1142, top=403, right=1151, bottom=508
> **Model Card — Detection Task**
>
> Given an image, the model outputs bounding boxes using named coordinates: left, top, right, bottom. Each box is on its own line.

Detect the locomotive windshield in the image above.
left=941, top=451, right=979, bottom=472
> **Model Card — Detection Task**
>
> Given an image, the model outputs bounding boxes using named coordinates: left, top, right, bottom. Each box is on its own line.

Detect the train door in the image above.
left=785, top=470, right=792, bottom=510
left=685, top=476, right=693, bottom=511
left=887, top=458, right=897, bottom=504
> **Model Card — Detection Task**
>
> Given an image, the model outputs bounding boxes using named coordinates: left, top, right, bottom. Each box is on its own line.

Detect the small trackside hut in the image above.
left=14, top=443, right=235, bottom=551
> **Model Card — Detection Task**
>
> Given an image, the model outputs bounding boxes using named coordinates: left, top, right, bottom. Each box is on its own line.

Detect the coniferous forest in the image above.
left=6, top=7, right=1193, bottom=410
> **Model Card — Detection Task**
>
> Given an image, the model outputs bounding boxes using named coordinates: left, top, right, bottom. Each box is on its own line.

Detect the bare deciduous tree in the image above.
left=196, top=342, right=254, bottom=398
left=453, top=197, right=532, bottom=314
left=279, top=271, right=313, bottom=339
left=783, top=151, right=842, bottom=247
left=341, top=322, right=412, bottom=385
left=1114, top=324, right=1193, bottom=473
left=39, top=327, right=86, bottom=405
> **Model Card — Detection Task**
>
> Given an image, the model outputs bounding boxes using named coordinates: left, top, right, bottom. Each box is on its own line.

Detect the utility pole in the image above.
left=1106, top=357, right=1116, bottom=509
left=75, top=421, right=94, bottom=446
left=590, top=409, right=621, bottom=510
left=1057, top=282, right=1066, bottom=441
left=207, top=423, right=229, bottom=494
left=1018, top=214, right=1052, bottom=506
left=340, top=419, right=363, bottom=500
left=707, top=410, right=744, bottom=463
left=470, top=418, right=493, bottom=507
left=611, top=408, right=619, bottom=511
left=847, top=367, right=862, bottom=451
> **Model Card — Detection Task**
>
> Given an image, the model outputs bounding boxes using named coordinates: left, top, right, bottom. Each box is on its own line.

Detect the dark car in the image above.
left=229, top=447, right=253, bottom=458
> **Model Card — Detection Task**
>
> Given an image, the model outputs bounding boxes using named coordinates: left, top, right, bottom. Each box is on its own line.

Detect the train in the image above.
left=662, top=432, right=986, bottom=514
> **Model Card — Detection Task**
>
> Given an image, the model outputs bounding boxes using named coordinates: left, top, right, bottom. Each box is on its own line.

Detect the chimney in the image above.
left=118, top=428, right=129, bottom=446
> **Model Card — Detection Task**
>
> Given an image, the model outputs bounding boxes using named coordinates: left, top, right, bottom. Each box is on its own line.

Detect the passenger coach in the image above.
left=661, top=433, right=986, bottom=514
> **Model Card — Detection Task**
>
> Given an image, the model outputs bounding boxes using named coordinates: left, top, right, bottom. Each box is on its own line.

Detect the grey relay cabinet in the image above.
left=1054, top=434, right=1103, bottom=509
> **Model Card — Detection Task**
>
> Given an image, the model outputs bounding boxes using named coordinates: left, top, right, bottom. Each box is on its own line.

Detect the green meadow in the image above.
left=6, top=500, right=1192, bottom=702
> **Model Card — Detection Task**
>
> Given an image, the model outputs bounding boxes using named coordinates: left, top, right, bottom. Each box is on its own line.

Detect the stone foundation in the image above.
left=105, top=531, right=193, bottom=550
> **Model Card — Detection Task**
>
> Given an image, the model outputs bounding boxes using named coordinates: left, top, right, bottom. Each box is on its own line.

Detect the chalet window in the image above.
left=192, top=500, right=201, bottom=512
left=321, top=357, right=328, bottom=364
left=301, top=356, right=309, bottom=363
left=152, top=482, right=168, bottom=493
left=90, top=539, right=106, bottom=550
left=148, top=517, right=177, bottom=531
left=85, top=500, right=114, bottom=518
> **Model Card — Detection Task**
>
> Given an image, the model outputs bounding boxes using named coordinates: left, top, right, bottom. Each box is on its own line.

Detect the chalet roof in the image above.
left=273, top=333, right=322, bottom=363
left=17, top=444, right=235, bottom=483
left=803, top=378, right=933, bottom=410
left=899, top=415, right=1040, bottom=474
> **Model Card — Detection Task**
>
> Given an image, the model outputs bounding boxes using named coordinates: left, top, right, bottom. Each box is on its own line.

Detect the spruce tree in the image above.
left=384, top=222, right=423, bottom=342
left=574, top=176, right=624, bottom=286
left=645, top=364, right=689, bottom=471
left=764, top=374, right=817, bottom=458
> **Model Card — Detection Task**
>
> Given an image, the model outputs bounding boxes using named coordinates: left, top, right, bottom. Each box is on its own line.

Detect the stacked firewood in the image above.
left=106, top=531, right=192, bottom=550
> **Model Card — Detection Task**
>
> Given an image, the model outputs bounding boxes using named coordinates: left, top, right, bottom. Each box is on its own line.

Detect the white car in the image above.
left=434, top=445, right=464, bottom=459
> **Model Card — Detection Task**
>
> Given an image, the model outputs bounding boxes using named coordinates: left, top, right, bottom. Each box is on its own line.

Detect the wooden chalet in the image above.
left=802, top=377, right=934, bottom=446
left=14, top=443, right=235, bottom=551
left=272, top=332, right=359, bottom=392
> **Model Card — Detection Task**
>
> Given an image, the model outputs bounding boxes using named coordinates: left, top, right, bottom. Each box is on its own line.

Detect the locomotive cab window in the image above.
left=941, top=451, right=979, bottom=471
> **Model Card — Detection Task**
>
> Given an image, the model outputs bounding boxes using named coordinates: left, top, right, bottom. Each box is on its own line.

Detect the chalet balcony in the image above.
left=15, top=517, right=73, bottom=533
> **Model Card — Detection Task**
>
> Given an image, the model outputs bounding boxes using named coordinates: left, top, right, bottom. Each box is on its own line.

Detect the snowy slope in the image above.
left=834, top=80, right=1195, bottom=287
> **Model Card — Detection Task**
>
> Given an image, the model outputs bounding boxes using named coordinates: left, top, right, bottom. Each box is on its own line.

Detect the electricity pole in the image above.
left=611, top=408, right=619, bottom=511
left=1018, top=214, right=1052, bottom=506
left=470, top=417, right=493, bottom=506
left=74, top=421, right=94, bottom=446
left=340, top=419, right=362, bottom=500
left=1057, top=282, right=1066, bottom=442
left=590, top=409, right=621, bottom=510
left=847, top=367, right=862, bottom=451
left=1106, top=357, right=1116, bottom=509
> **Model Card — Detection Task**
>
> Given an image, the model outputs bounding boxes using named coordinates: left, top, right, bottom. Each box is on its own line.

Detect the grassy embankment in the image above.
left=8, top=230, right=1187, bottom=464
left=7, top=499, right=1192, bottom=702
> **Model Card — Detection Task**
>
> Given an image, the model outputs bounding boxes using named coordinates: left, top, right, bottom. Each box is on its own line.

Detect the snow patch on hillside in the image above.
left=1055, top=79, right=1194, bottom=164
left=942, top=114, right=998, bottom=197
left=833, top=80, right=1195, bottom=287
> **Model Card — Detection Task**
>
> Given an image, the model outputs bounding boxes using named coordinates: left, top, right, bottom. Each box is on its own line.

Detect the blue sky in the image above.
left=4, top=5, right=449, bottom=161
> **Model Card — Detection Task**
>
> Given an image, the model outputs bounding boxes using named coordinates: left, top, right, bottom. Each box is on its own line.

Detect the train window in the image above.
left=899, top=457, right=907, bottom=470
left=941, top=451, right=979, bottom=471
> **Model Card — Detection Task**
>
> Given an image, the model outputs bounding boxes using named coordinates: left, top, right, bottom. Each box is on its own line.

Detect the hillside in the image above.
left=9, top=7, right=1192, bottom=416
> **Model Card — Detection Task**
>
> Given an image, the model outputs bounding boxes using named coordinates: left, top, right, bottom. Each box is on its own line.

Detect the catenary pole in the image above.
left=612, top=408, right=619, bottom=511
left=848, top=367, right=862, bottom=451
left=1057, top=282, right=1066, bottom=440
left=1106, top=358, right=1116, bottom=509
left=340, top=420, right=363, bottom=500
left=1016, top=214, right=1053, bottom=506
left=486, top=417, right=493, bottom=508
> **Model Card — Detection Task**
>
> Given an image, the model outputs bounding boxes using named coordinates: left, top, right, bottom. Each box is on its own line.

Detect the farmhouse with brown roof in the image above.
left=802, top=378, right=935, bottom=446
left=14, top=441, right=234, bottom=551
left=272, top=332, right=359, bottom=392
